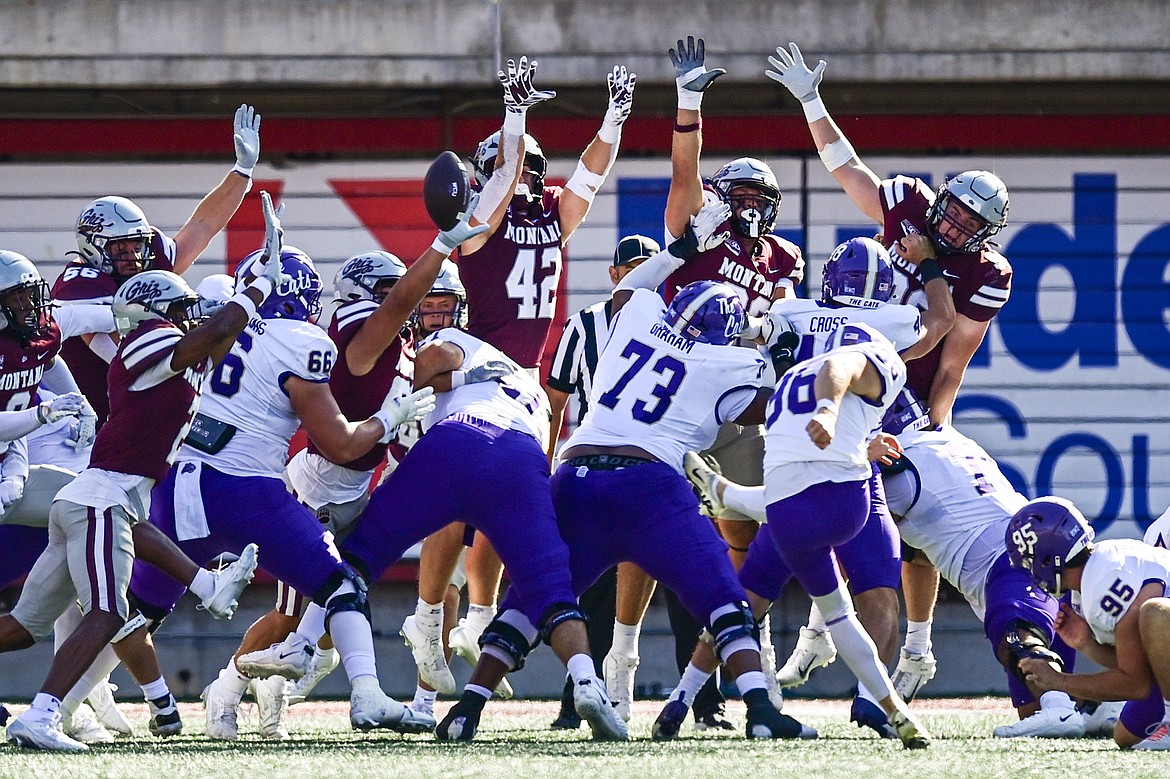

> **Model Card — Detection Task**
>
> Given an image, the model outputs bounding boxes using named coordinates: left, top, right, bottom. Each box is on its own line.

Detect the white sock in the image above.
left=1039, top=690, right=1076, bottom=711
left=673, top=662, right=713, bottom=707
left=53, top=606, right=82, bottom=651
left=806, top=603, right=827, bottom=633
left=415, top=597, right=443, bottom=630
left=331, top=611, right=379, bottom=683
left=297, top=603, right=328, bottom=645
left=28, top=693, right=61, bottom=720
left=1163, top=699, right=1170, bottom=721
left=62, top=645, right=121, bottom=712
left=858, top=682, right=882, bottom=704
left=411, top=686, right=438, bottom=714
left=722, top=483, right=767, bottom=521
left=736, top=669, right=766, bottom=694
left=611, top=621, right=641, bottom=657
left=464, top=604, right=496, bottom=635
left=566, top=653, right=596, bottom=684
left=141, top=677, right=170, bottom=702
left=815, top=588, right=896, bottom=704
left=189, top=568, right=216, bottom=601
left=466, top=683, right=493, bottom=701
left=904, top=620, right=933, bottom=655
left=218, top=657, right=251, bottom=700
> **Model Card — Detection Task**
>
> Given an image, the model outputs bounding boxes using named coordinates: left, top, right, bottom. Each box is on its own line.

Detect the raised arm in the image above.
left=664, top=37, right=725, bottom=239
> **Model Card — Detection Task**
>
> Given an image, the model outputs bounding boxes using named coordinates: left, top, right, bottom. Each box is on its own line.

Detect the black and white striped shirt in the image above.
left=546, top=298, right=614, bottom=423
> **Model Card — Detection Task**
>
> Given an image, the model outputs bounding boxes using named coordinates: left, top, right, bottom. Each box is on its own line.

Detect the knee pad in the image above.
left=110, top=611, right=150, bottom=643
left=313, top=564, right=368, bottom=608
left=709, top=601, right=756, bottom=659
left=1000, top=619, right=1063, bottom=684
left=127, top=592, right=171, bottom=635
left=538, top=601, right=587, bottom=645
left=324, top=589, right=371, bottom=631
left=481, top=615, right=536, bottom=672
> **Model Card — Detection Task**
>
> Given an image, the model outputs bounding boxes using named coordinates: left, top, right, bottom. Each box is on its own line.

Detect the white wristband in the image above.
left=818, top=137, right=856, bottom=173
left=232, top=163, right=254, bottom=178
left=815, top=397, right=839, bottom=414
left=430, top=236, right=454, bottom=256
left=503, top=109, right=526, bottom=136
left=450, top=370, right=466, bottom=389
left=801, top=95, right=828, bottom=123
left=228, top=291, right=258, bottom=320
left=676, top=87, right=704, bottom=111
left=597, top=121, right=622, bottom=145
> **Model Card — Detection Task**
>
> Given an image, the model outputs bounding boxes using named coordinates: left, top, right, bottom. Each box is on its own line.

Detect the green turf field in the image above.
left=1, top=698, right=1165, bottom=779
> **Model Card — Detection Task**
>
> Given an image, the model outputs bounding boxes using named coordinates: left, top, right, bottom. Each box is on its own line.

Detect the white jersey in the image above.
left=884, top=425, right=1029, bottom=619
left=1143, top=507, right=1170, bottom=549
left=768, top=298, right=923, bottom=362
left=763, top=338, right=905, bottom=503
left=565, top=289, right=768, bottom=474
left=421, top=328, right=551, bottom=449
left=179, top=317, right=335, bottom=478
left=1077, top=539, right=1170, bottom=646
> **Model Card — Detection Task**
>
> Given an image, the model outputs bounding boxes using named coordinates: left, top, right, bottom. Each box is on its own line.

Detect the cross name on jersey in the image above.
left=717, top=255, right=775, bottom=298
left=0, top=365, right=43, bottom=391
left=504, top=221, right=562, bottom=246
left=806, top=314, right=852, bottom=334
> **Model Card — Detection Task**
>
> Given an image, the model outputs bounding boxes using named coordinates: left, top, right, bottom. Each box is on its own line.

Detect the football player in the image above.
left=2, top=230, right=280, bottom=751
left=52, top=104, right=262, bottom=428
left=765, top=43, right=1011, bottom=432
left=1008, top=498, right=1170, bottom=749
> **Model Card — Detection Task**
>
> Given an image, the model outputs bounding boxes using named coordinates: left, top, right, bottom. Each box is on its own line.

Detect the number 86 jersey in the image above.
left=565, top=289, right=769, bottom=474
left=178, top=317, right=336, bottom=478
left=1076, top=538, right=1170, bottom=646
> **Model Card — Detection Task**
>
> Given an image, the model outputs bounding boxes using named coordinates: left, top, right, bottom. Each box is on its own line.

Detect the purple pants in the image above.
left=0, top=525, right=48, bottom=589
left=546, top=461, right=747, bottom=627
left=982, top=552, right=1062, bottom=707
left=130, top=464, right=345, bottom=613
left=1120, top=681, right=1166, bottom=739
left=343, top=418, right=575, bottom=628
left=761, top=479, right=871, bottom=598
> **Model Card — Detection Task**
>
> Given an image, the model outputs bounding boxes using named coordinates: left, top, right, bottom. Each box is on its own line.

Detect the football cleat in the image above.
left=1134, top=720, right=1170, bottom=750
left=349, top=677, right=414, bottom=732
left=602, top=650, right=639, bottom=723
left=397, top=705, right=438, bottom=735
left=62, top=703, right=114, bottom=743
left=7, top=713, right=88, bottom=752
left=759, top=622, right=785, bottom=711
left=850, top=696, right=897, bottom=739
left=202, top=677, right=240, bottom=741
left=250, top=676, right=290, bottom=740
left=745, top=704, right=818, bottom=740
left=574, top=677, right=628, bottom=741
left=776, top=627, right=838, bottom=688
left=993, top=706, right=1085, bottom=738
left=684, top=451, right=726, bottom=518
left=889, top=707, right=932, bottom=749
left=287, top=646, right=340, bottom=706
left=435, top=695, right=486, bottom=742
left=449, top=619, right=513, bottom=699
left=401, top=615, right=457, bottom=695
left=652, top=698, right=691, bottom=741
left=694, top=710, right=736, bottom=732
left=1082, top=700, right=1124, bottom=738
left=890, top=648, right=938, bottom=703
left=200, top=543, right=258, bottom=620
left=87, top=679, right=132, bottom=736
left=237, top=633, right=314, bottom=680
left=148, top=693, right=183, bottom=738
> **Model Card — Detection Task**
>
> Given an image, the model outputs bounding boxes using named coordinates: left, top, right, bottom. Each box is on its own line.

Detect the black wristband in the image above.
left=668, top=228, right=700, bottom=261
left=674, top=120, right=701, bottom=133
left=918, top=257, right=945, bottom=284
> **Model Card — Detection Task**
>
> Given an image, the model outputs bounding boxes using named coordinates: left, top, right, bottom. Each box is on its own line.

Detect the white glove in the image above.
left=765, top=43, right=826, bottom=103
left=374, top=387, right=437, bottom=444
left=37, top=392, right=85, bottom=424
left=761, top=307, right=797, bottom=347
left=66, top=401, right=98, bottom=451
left=233, top=103, right=261, bottom=172
left=255, top=190, right=288, bottom=288
left=499, top=56, right=557, bottom=114
left=0, top=476, right=24, bottom=508
left=435, top=192, right=490, bottom=252
left=459, top=360, right=518, bottom=386
left=691, top=200, right=733, bottom=252
left=669, top=36, right=726, bottom=110
left=602, top=65, right=636, bottom=130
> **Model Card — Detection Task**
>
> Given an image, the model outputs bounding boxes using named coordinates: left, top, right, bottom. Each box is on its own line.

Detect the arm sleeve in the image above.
left=53, top=304, right=117, bottom=341
left=472, top=127, right=523, bottom=224
left=87, top=332, right=119, bottom=363
left=1, top=438, right=29, bottom=481
left=614, top=246, right=687, bottom=293
left=0, top=408, right=45, bottom=443
left=39, top=356, right=83, bottom=395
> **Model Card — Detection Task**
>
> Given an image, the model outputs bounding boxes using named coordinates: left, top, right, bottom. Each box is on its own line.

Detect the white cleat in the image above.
left=759, top=620, right=784, bottom=711
left=349, top=677, right=418, bottom=733
left=202, top=677, right=241, bottom=741
left=890, top=707, right=932, bottom=750
left=62, top=703, right=114, bottom=743
left=238, top=633, right=314, bottom=680
left=87, top=679, right=133, bottom=736
left=602, top=650, right=639, bottom=723
left=401, top=615, right=456, bottom=695
left=1134, top=720, right=1170, bottom=750
left=1082, top=700, right=1124, bottom=737
left=573, top=676, right=628, bottom=741
left=250, top=675, right=291, bottom=740
left=7, top=713, right=88, bottom=752
left=890, top=648, right=938, bottom=703
left=397, top=705, right=438, bottom=735
left=449, top=620, right=513, bottom=699
left=775, top=627, right=837, bottom=688
left=287, top=646, right=340, bottom=706
left=993, top=706, right=1085, bottom=738
left=683, top=451, right=726, bottom=518
left=201, top=543, right=259, bottom=620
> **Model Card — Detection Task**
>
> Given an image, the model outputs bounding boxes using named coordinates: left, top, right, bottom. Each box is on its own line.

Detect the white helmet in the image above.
left=709, top=157, right=782, bottom=239
left=75, top=196, right=156, bottom=278
left=927, top=170, right=1010, bottom=253
left=334, top=251, right=408, bottom=301
left=411, top=259, right=467, bottom=335
left=471, top=131, right=546, bottom=200
left=112, top=270, right=201, bottom=337
left=0, top=250, right=51, bottom=339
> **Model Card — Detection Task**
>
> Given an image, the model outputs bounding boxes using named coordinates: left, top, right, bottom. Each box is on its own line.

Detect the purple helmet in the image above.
left=1005, top=497, right=1095, bottom=596
left=822, top=237, right=894, bottom=309
left=235, top=246, right=323, bottom=322
left=881, top=386, right=931, bottom=435
left=663, top=281, right=746, bottom=346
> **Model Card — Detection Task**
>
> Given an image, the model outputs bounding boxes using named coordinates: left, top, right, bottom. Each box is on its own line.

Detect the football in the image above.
left=423, top=150, right=472, bottom=231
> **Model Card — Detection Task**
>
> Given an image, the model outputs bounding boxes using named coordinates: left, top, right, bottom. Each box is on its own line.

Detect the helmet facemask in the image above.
left=0, top=279, right=52, bottom=341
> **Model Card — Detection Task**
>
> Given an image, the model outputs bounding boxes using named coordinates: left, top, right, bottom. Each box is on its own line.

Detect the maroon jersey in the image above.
left=878, top=174, right=1013, bottom=399
left=663, top=220, right=804, bottom=318
left=0, top=321, right=62, bottom=413
left=89, top=319, right=208, bottom=482
left=459, top=188, right=565, bottom=369
left=308, top=299, right=415, bottom=472
left=51, top=228, right=176, bottom=426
